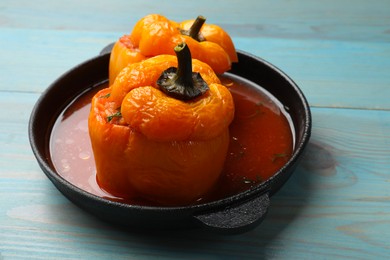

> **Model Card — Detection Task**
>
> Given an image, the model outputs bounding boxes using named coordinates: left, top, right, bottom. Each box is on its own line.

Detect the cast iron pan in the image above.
left=29, top=44, right=311, bottom=234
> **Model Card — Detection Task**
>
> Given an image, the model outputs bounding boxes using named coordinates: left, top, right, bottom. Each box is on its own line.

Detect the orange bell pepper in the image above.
left=108, top=14, right=238, bottom=85
left=89, top=43, right=234, bottom=205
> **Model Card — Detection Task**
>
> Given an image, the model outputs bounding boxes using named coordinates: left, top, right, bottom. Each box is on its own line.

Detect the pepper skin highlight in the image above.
left=89, top=44, right=234, bottom=205
left=109, top=14, right=238, bottom=85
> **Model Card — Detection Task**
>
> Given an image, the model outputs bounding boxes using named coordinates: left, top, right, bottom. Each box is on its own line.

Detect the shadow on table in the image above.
left=84, top=139, right=333, bottom=258
left=43, top=139, right=334, bottom=258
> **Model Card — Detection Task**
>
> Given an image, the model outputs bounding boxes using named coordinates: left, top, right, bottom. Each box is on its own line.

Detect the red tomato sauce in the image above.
left=49, top=74, right=294, bottom=205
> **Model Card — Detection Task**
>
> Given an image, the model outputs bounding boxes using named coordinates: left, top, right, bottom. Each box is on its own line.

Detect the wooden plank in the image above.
left=1, top=28, right=389, bottom=110
left=266, top=107, right=390, bottom=259
left=236, top=37, right=390, bottom=110
left=0, top=0, right=389, bottom=42
left=0, top=28, right=116, bottom=95
left=1, top=95, right=390, bottom=258
left=1, top=0, right=390, bottom=258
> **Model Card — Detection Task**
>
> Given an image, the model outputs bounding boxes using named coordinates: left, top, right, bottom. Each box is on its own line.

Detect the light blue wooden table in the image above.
left=1, top=0, right=389, bottom=259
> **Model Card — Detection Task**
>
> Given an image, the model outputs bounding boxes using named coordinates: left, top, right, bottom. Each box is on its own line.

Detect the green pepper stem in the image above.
left=188, top=16, right=206, bottom=40
left=180, top=15, right=206, bottom=42
left=174, top=43, right=194, bottom=87
left=157, top=43, right=209, bottom=101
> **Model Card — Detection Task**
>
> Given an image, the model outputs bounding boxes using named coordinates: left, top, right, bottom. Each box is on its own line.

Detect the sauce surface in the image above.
left=50, top=74, right=294, bottom=204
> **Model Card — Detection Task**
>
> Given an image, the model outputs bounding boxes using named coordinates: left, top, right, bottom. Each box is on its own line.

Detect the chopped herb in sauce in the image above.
left=99, top=93, right=111, bottom=99
left=107, top=111, right=122, bottom=122
left=272, top=153, right=287, bottom=162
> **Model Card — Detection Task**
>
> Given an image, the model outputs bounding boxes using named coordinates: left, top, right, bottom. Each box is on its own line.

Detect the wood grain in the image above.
left=1, top=0, right=390, bottom=259
left=2, top=105, right=390, bottom=259
left=1, top=0, right=389, bottom=42
left=1, top=29, right=389, bottom=110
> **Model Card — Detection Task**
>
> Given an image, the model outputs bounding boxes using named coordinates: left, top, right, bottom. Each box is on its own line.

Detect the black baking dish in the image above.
left=29, top=45, right=311, bottom=234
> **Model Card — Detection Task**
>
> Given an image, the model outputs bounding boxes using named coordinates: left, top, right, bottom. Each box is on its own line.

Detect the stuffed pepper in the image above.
left=89, top=43, right=234, bottom=205
left=109, top=14, right=238, bottom=85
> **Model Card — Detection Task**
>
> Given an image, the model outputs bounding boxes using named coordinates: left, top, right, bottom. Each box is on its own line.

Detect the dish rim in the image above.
left=28, top=49, right=311, bottom=214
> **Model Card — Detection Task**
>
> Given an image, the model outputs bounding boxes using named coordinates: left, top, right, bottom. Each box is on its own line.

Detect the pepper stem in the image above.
left=174, top=43, right=195, bottom=88
left=157, top=43, right=209, bottom=101
left=181, top=15, right=206, bottom=42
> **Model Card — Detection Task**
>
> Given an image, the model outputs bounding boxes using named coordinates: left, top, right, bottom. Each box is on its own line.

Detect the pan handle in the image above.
left=100, top=43, right=115, bottom=55
left=193, top=192, right=270, bottom=234
left=100, top=41, right=272, bottom=233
